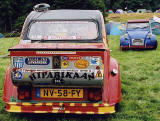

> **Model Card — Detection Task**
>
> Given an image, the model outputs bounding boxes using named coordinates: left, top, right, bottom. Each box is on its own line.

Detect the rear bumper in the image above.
left=120, top=45, right=155, bottom=49
left=6, top=102, right=115, bottom=114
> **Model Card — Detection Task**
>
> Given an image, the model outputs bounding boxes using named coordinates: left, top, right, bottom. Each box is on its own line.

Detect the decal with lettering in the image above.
left=29, top=71, right=95, bottom=81
left=25, top=57, right=50, bottom=65
left=13, top=57, right=24, bottom=68
left=43, top=36, right=78, bottom=40
left=74, top=60, right=89, bottom=69
left=90, top=57, right=100, bottom=65
left=61, top=56, right=82, bottom=61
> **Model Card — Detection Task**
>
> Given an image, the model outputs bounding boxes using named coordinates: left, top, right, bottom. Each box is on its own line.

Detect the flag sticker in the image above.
left=13, top=57, right=24, bottom=68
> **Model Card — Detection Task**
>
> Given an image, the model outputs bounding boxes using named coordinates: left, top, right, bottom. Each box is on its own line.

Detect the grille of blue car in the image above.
left=132, top=39, right=144, bottom=45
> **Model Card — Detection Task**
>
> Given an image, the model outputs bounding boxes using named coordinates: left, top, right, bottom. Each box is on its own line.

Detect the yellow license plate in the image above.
left=39, top=88, right=83, bottom=98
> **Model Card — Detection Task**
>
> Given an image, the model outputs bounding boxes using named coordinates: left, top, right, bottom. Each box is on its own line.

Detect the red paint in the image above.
left=3, top=65, right=18, bottom=102
left=10, top=43, right=106, bottom=50
left=107, top=58, right=121, bottom=105
left=10, top=51, right=105, bottom=58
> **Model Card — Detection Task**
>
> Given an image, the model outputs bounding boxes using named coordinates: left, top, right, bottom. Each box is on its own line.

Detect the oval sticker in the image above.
left=25, top=57, right=50, bottom=65
left=74, top=59, right=89, bottom=69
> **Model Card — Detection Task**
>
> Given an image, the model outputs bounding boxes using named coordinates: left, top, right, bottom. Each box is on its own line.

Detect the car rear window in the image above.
left=127, top=23, right=149, bottom=29
left=28, top=21, right=99, bottom=40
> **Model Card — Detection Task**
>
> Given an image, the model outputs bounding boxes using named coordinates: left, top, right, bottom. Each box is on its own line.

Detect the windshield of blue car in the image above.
left=127, top=23, right=149, bottom=30
left=28, top=21, right=99, bottom=40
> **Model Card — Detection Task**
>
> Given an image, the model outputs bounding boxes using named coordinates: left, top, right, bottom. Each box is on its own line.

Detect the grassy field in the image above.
left=0, top=36, right=160, bottom=121
left=106, top=13, right=160, bottom=22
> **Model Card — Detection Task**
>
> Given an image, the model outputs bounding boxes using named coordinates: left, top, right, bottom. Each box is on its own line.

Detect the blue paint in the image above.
left=36, top=89, right=40, bottom=98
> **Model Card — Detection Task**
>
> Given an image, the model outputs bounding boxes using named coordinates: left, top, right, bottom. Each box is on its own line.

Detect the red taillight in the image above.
left=88, top=89, right=102, bottom=102
left=18, top=87, right=32, bottom=100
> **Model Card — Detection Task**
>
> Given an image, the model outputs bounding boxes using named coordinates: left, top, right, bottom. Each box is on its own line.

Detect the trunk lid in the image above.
left=9, top=43, right=106, bottom=87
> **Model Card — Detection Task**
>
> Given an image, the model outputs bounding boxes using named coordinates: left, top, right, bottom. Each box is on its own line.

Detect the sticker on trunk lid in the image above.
left=25, top=57, right=50, bottom=65
left=74, top=60, right=89, bottom=69
left=53, top=56, right=61, bottom=69
left=90, top=57, right=100, bottom=65
left=13, top=57, right=24, bottom=68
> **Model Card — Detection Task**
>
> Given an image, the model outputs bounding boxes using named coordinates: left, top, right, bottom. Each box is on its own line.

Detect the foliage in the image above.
left=13, top=15, right=27, bottom=32
left=0, top=0, right=107, bottom=33
left=3, top=32, right=20, bottom=38
left=1, top=0, right=160, bottom=33
left=0, top=36, right=160, bottom=121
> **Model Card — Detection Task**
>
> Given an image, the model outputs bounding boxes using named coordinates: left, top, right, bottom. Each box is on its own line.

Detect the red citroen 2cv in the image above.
left=3, top=4, right=121, bottom=114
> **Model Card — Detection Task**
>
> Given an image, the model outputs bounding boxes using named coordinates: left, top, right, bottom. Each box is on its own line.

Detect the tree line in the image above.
left=0, top=0, right=160, bottom=32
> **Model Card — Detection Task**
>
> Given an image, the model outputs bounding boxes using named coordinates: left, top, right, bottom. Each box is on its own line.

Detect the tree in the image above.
left=53, top=0, right=106, bottom=16
left=1, top=0, right=160, bottom=32
left=0, top=0, right=107, bottom=32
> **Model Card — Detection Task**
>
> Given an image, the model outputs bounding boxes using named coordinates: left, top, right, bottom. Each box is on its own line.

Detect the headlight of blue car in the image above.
left=147, top=33, right=152, bottom=39
left=124, top=34, right=129, bottom=39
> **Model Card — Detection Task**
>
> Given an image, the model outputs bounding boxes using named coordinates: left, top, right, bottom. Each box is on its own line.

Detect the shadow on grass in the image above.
left=10, top=113, right=115, bottom=121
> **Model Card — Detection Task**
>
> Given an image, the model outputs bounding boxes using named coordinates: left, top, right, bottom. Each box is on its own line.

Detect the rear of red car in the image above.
left=3, top=9, right=121, bottom=114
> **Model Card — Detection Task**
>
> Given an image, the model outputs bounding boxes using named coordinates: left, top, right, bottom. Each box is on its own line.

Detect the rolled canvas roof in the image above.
left=23, top=10, right=104, bottom=41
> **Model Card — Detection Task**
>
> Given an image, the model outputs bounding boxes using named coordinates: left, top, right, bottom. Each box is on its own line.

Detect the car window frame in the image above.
left=126, top=22, right=150, bottom=31
left=25, top=19, right=102, bottom=43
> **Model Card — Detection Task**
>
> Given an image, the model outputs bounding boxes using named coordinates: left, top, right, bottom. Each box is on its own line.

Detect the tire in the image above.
left=115, top=103, right=121, bottom=112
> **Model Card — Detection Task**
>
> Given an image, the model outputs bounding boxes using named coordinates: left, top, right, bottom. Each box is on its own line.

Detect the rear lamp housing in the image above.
left=88, top=88, right=102, bottom=102
left=18, top=86, right=32, bottom=100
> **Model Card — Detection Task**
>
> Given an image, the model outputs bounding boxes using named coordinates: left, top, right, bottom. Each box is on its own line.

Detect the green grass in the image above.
left=0, top=37, right=19, bottom=56
left=0, top=37, right=160, bottom=121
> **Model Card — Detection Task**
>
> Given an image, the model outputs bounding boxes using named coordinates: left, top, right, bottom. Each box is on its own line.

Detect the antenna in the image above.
left=33, top=3, right=50, bottom=12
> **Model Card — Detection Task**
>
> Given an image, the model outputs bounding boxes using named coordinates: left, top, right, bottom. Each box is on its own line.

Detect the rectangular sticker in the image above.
left=36, top=51, right=76, bottom=54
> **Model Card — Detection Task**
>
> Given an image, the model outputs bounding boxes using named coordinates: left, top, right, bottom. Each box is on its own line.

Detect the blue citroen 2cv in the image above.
left=120, top=19, right=157, bottom=50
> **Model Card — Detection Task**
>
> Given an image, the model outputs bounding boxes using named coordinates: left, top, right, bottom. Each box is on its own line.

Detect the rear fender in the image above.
left=3, top=65, right=17, bottom=102
left=107, top=58, right=121, bottom=105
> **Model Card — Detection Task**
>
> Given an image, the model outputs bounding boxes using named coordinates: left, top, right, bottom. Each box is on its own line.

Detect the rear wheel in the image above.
left=153, top=42, right=158, bottom=50
left=115, top=103, right=121, bottom=112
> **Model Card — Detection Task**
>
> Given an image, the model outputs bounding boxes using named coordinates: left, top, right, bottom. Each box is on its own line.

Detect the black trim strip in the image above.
left=9, top=48, right=105, bottom=51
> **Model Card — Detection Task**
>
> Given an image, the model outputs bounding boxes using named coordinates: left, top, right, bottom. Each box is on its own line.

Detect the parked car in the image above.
left=120, top=19, right=157, bottom=50
left=3, top=3, right=121, bottom=114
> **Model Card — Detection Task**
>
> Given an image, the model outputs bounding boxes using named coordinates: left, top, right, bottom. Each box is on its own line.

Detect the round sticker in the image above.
left=61, top=60, right=69, bottom=68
